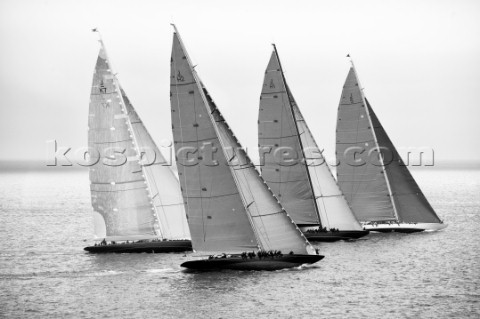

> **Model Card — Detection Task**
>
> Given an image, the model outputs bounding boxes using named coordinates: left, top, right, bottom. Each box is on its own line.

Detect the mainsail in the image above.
left=88, top=40, right=190, bottom=241
left=170, top=27, right=314, bottom=254
left=258, top=47, right=363, bottom=231
left=336, top=65, right=442, bottom=224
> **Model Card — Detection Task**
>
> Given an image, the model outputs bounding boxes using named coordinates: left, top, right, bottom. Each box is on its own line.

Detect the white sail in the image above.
left=88, top=41, right=189, bottom=241
left=258, top=53, right=318, bottom=226
left=367, top=100, right=442, bottom=223
left=259, top=49, right=362, bottom=231
left=288, top=89, right=363, bottom=231
left=170, top=33, right=257, bottom=253
left=336, top=67, right=396, bottom=222
left=337, top=66, right=442, bottom=224
left=170, top=29, right=313, bottom=254
left=121, top=90, right=190, bottom=239
left=88, top=44, right=158, bottom=241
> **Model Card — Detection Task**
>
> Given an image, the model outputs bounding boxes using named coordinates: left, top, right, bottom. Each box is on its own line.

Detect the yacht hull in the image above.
left=303, top=230, right=369, bottom=242
left=84, top=240, right=192, bottom=253
left=181, top=254, right=324, bottom=271
left=364, top=223, right=447, bottom=233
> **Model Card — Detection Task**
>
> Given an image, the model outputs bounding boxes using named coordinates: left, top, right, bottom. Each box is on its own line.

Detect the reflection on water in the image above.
left=0, top=169, right=479, bottom=318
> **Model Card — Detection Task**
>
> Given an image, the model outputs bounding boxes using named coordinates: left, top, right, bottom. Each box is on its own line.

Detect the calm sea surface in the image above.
left=0, top=168, right=479, bottom=318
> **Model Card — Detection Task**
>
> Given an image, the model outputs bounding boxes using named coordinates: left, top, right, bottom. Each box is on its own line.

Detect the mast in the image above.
left=171, top=26, right=313, bottom=253
left=272, top=45, right=323, bottom=227
left=348, top=57, right=399, bottom=221
left=93, top=31, right=163, bottom=237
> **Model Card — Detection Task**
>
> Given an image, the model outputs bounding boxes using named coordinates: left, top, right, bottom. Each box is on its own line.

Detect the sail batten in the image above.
left=171, top=30, right=312, bottom=254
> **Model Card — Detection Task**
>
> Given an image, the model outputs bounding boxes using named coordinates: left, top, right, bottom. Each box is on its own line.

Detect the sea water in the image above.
left=0, top=168, right=479, bottom=318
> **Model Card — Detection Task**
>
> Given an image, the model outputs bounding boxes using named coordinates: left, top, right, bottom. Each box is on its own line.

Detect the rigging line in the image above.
left=135, top=218, right=162, bottom=227
left=92, top=138, right=132, bottom=145
left=174, top=136, right=216, bottom=144
left=154, top=202, right=187, bottom=209
left=261, top=133, right=299, bottom=140
left=251, top=210, right=284, bottom=218
left=91, top=187, right=148, bottom=193
left=171, top=81, right=196, bottom=86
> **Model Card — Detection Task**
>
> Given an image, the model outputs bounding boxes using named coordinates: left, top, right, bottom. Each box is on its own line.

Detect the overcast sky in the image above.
left=0, top=0, right=479, bottom=165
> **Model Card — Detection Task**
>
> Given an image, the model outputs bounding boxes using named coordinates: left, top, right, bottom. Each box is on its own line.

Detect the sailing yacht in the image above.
left=258, top=46, right=368, bottom=242
left=170, top=26, right=323, bottom=270
left=336, top=61, right=447, bottom=233
left=84, top=36, right=191, bottom=253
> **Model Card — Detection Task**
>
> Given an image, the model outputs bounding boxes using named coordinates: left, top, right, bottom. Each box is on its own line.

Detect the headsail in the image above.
left=367, top=100, right=442, bottom=223
left=336, top=65, right=442, bottom=224
left=121, top=90, right=191, bottom=239
left=170, top=28, right=313, bottom=254
left=259, top=48, right=363, bottom=231
left=88, top=40, right=189, bottom=241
